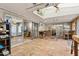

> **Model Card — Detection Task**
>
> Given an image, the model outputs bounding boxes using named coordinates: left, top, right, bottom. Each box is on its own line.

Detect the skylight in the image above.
left=33, top=3, right=79, bottom=19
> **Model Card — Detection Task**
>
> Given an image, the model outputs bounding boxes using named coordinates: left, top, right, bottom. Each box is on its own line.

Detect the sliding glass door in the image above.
left=16, top=23, right=22, bottom=36
left=11, top=24, right=17, bottom=36
left=32, top=22, right=38, bottom=38
left=4, top=14, right=24, bottom=46
left=11, top=22, right=22, bottom=36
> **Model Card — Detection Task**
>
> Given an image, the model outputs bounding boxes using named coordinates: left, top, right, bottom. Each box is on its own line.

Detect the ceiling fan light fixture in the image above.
left=53, top=3, right=60, bottom=13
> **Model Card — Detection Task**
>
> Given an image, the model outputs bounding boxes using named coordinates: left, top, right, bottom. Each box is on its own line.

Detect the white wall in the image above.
left=27, top=22, right=32, bottom=31
left=0, top=9, right=4, bottom=22
left=38, top=24, right=48, bottom=31
left=38, top=24, right=52, bottom=31
left=77, top=18, right=79, bottom=35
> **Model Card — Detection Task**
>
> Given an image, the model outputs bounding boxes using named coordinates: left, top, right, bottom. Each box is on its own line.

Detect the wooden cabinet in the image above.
left=72, top=35, right=79, bottom=56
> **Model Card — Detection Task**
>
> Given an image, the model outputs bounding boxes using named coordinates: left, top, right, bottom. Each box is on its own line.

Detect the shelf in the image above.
left=0, top=21, right=11, bottom=56
left=0, top=46, right=10, bottom=49
left=0, top=35, right=9, bottom=39
left=0, top=53, right=3, bottom=54
left=0, top=38, right=10, bottom=41
left=0, top=44, right=4, bottom=48
left=0, top=37, right=9, bottom=39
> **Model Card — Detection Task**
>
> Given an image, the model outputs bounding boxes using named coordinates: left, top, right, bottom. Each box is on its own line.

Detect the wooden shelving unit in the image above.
left=0, top=22, right=11, bottom=56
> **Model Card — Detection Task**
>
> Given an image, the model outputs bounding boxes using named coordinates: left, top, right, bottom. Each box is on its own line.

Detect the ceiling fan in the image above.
left=45, top=3, right=60, bottom=12
left=36, top=3, right=60, bottom=15
left=26, top=3, right=60, bottom=12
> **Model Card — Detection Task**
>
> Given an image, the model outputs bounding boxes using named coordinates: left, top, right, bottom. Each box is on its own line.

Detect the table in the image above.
left=72, top=35, right=79, bottom=56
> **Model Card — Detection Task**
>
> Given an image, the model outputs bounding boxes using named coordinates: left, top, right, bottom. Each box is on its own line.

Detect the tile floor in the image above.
left=11, top=37, right=73, bottom=56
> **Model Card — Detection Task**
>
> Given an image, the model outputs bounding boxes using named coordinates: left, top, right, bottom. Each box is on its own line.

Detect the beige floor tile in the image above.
left=11, top=38, right=73, bottom=56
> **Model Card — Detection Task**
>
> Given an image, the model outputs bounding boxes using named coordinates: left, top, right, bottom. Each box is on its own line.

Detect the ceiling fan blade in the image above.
left=33, top=3, right=36, bottom=5
left=53, top=3, right=59, bottom=7
left=45, top=3, right=49, bottom=7
left=26, top=3, right=43, bottom=9
left=53, top=3, right=60, bottom=13
left=56, top=7, right=59, bottom=13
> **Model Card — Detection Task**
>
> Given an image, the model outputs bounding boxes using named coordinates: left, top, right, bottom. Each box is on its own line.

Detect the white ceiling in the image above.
left=0, top=3, right=78, bottom=24
left=44, top=14, right=78, bottom=24
left=0, top=3, right=44, bottom=23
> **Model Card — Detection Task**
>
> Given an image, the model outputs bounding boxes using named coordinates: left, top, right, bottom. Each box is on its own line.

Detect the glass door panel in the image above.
left=17, top=23, right=22, bottom=35
left=11, top=24, right=17, bottom=36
